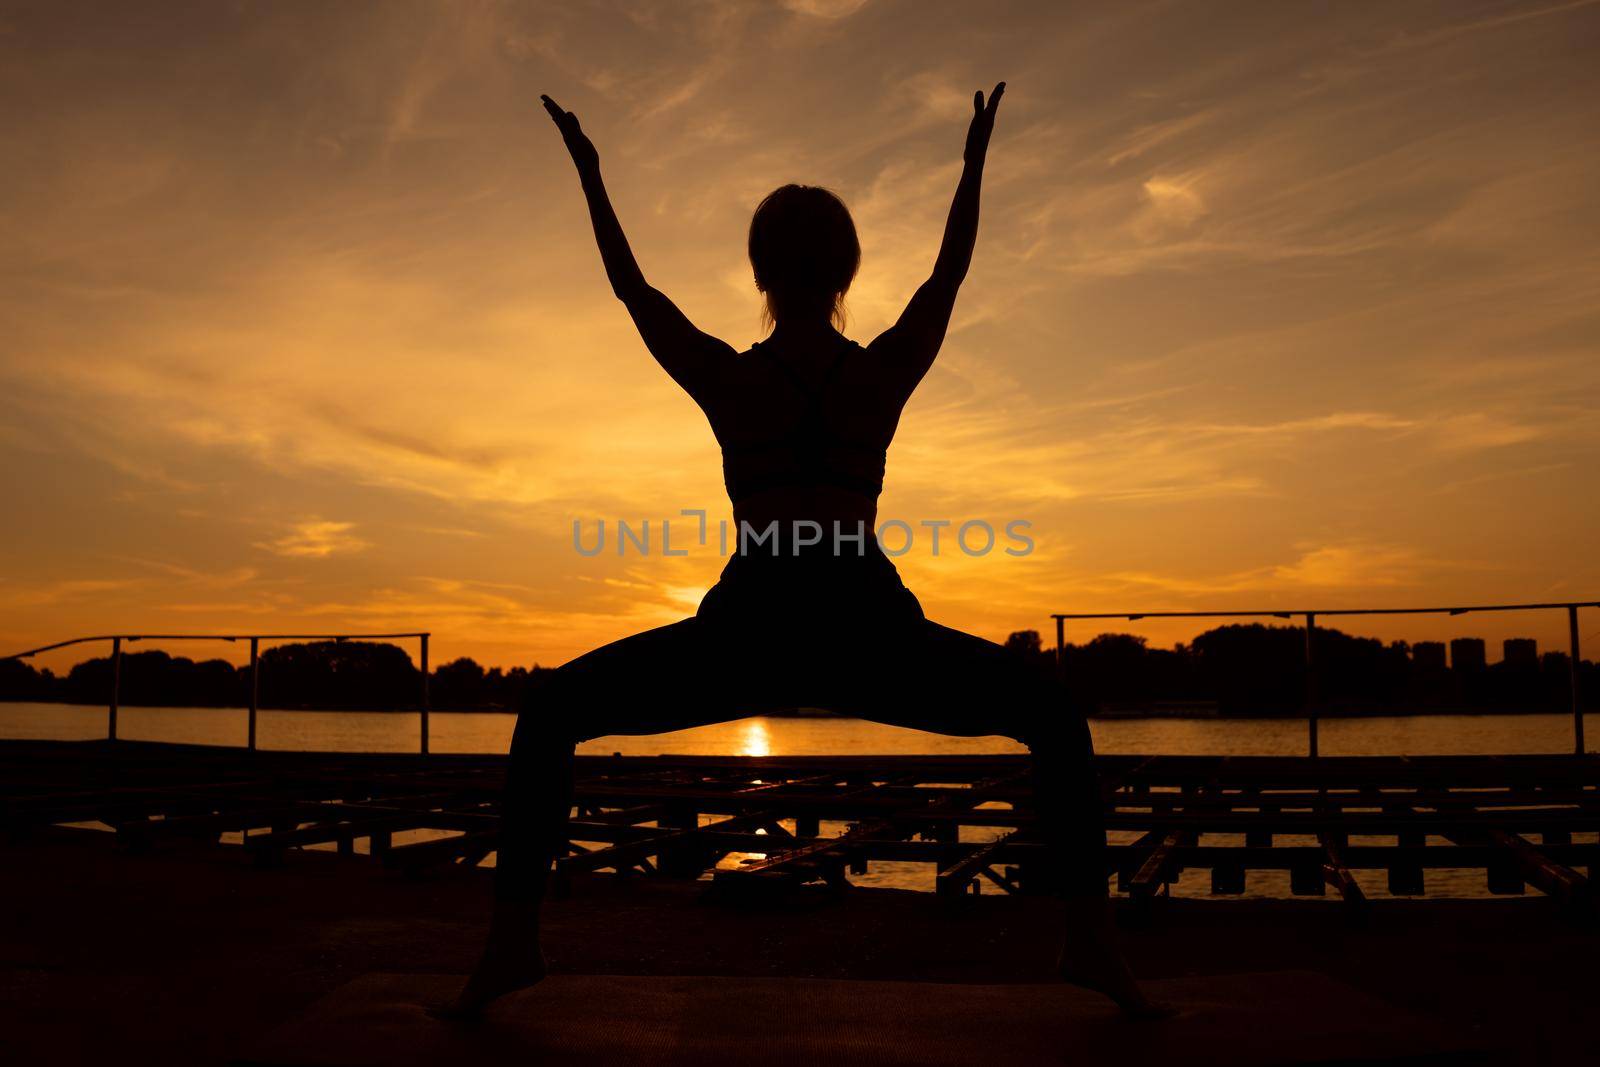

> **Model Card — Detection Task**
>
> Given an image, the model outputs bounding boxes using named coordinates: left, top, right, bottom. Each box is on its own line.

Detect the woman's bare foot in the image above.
left=1057, top=941, right=1174, bottom=1020
left=1057, top=897, right=1176, bottom=1021
left=430, top=944, right=547, bottom=1020
left=430, top=902, right=546, bottom=1020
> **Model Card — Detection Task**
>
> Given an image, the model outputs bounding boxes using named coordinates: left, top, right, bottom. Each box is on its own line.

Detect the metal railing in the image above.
left=6, top=600, right=1595, bottom=759
left=1, top=632, right=433, bottom=753
left=1052, top=600, right=1597, bottom=756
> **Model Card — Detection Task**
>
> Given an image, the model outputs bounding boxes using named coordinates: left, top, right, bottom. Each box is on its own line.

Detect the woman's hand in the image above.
left=541, top=94, right=600, bottom=174
left=964, top=81, right=1005, bottom=165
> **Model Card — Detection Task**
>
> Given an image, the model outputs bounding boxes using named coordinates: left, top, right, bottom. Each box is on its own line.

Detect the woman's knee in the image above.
left=991, top=671, right=1089, bottom=751
left=509, top=669, right=582, bottom=754
left=1015, top=721, right=1092, bottom=765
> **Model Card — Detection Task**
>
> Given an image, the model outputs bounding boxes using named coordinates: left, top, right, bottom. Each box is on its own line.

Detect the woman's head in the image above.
left=748, top=184, right=860, bottom=330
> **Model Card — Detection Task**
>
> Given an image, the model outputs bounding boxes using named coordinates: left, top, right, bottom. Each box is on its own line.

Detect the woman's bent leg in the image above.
left=831, top=620, right=1104, bottom=895
left=491, top=709, right=575, bottom=907
left=495, top=617, right=752, bottom=903
left=831, top=619, right=1166, bottom=1018
left=442, top=617, right=751, bottom=1016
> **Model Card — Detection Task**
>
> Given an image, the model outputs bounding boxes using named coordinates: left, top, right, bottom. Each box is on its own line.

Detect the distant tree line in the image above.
left=1, top=627, right=1594, bottom=715
left=0, top=640, right=544, bottom=712
left=1003, top=624, right=1598, bottom=715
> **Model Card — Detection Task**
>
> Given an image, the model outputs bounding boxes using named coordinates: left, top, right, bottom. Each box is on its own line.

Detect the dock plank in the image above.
left=237, top=970, right=1485, bottom=1067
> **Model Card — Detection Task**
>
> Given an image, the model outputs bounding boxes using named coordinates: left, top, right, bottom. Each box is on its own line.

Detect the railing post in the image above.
left=1054, top=616, right=1066, bottom=684
left=247, top=637, right=260, bottom=751
left=108, top=636, right=121, bottom=741
left=1304, top=612, right=1318, bottom=758
left=1570, top=605, right=1584, bottom=755
left=419, top=633, right=430, bottom=755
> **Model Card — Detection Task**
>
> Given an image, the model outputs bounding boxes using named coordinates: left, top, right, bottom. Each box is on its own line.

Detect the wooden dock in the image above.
left=3, top=739, right=1597, bottom=910
left=239, top=970, right=1488, bottom=1066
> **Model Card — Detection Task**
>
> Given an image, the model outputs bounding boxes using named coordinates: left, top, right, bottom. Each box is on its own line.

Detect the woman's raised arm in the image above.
left=867, top=82, right=1005, bottom=397
left=541, top=95, right=733, bottom=401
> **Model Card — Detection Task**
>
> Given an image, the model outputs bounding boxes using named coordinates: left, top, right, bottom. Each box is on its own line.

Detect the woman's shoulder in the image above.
left=724, top=333, right=886, bottom=384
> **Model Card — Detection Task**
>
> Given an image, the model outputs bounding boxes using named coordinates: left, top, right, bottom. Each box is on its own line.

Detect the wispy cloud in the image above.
left=254, top=521, right=370, bottom=559
left=782, top=0, right=870, bottom=18
left=1066, top=541, right=1480, bottom=602
left=0, top=578, right=145, bottom=611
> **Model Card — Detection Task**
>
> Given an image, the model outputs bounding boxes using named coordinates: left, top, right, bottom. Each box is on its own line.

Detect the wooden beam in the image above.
left=1318, top=832, right=1367, bottom=910
left=1127, top=830, right=1185, bottom=900
left=554, top=811, right=778, bottom=879
left=382, top=830, right=499, bottom=873
left=242, top=812, right=426, bottom=860
left=717, top=817, right=896, bottom=883
left=936, top=831, right=1018, bottom=897
left=1484, top=827, right=1593, bottom=909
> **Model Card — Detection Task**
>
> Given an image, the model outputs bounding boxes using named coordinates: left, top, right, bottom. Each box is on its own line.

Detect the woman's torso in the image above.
left=693, top=329, right=922, bottom=625
left=702, top=330, right=907, bottom=534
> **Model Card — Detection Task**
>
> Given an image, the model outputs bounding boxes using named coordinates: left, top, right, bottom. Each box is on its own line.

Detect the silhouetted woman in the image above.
left=445, top=84, right=1162, bottom=1019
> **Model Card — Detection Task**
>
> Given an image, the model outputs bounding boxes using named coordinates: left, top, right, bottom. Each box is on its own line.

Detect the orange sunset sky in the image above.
left=2, top=0, right=1598, bottom=674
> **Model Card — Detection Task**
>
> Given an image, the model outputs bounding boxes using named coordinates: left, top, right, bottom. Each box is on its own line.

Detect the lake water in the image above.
left=5, top=702, right=1594, bottom=900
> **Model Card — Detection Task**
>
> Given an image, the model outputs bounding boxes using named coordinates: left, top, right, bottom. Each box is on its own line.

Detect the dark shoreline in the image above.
left=1, top=698, right=1589, bottom=720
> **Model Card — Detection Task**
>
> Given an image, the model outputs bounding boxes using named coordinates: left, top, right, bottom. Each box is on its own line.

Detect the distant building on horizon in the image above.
left=1412, top=641, right=1447, bottom=671
left=1450, top=637, right=1487, bottom=673
left=1502, top=638, right=1538, bottom=668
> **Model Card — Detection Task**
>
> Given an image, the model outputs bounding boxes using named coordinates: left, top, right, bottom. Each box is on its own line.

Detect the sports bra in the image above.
left=720, top=336, right=891, bottom=506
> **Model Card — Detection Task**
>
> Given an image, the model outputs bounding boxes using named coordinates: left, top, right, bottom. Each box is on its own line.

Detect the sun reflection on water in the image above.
left=739, top=718, right=772, bottom=758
